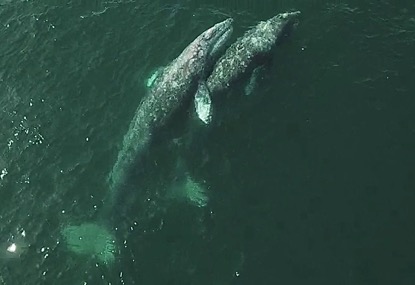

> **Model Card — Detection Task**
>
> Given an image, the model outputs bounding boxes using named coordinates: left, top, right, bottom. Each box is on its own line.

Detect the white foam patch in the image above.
left=0, top=168, right=7, bottom=180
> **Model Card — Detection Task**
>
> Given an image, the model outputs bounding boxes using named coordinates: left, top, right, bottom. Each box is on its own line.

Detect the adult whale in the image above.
left=194, top=11, right=301, bottom=124
left=105, top=18, right=233, bottom=211
left=61, top=19, right=233, bottom=266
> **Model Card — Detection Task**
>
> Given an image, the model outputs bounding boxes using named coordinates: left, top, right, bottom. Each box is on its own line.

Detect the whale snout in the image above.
left=271, top=10, right=301, bottom=42
left=275, top=10, right=301, bottom=27
left=204, top=18, right=234, bottom=59
left=203, top=18, right=233, bottom=42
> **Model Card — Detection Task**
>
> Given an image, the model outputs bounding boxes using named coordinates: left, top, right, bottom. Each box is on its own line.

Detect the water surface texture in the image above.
left=1, top=0, right=414, bottom=284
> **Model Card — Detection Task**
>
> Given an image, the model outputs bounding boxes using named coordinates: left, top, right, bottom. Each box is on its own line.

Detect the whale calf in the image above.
left=105, top=18, right=233, bottom=210
left=195, top=11, right=301, bottom=124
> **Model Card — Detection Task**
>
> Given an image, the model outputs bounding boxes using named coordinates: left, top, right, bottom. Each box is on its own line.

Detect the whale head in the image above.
left=177, top=18, right=233, bottom=77
left=270, top=11, right=301, bottom=40
left=250, top=11, right=300, bottom=53
left=267, top=11, right=301, bottom=43
left=203, top=18, right=234, bottom=61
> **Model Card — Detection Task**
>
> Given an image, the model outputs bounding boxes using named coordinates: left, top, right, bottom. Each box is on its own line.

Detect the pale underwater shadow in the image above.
left=61, top=222, right=117, bottom=265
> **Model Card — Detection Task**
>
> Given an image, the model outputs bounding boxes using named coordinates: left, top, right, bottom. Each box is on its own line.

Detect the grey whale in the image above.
left=105, top=18, right=233, bottom=210
left=195, top=11, right=301, bottom=124
left=60, top=18, right=234, bottom=265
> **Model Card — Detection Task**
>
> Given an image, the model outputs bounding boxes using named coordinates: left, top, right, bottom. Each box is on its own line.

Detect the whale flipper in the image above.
left=244, top=65, right=265, bottom=96
left=194, top=81, right=213, bottom=125
left=166, top=156, right=209, bottom=207
left=145, top=70, right=159, bottom=88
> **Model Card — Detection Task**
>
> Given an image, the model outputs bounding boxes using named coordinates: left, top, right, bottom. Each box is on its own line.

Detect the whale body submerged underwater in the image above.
left=61, top=18, right=233, bottom=265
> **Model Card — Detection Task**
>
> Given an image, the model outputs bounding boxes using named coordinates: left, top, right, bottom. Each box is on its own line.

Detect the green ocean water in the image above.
left=1, top=0, right=414, bottom=284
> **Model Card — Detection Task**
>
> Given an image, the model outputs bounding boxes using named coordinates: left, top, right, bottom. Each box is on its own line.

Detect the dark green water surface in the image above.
left=1, top=0, right=414, bottom=284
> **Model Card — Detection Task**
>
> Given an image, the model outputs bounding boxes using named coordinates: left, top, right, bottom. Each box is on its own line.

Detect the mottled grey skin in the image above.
left=104, top=18, right=233, bottom=211
left=206, top=11, right=300, bottom=95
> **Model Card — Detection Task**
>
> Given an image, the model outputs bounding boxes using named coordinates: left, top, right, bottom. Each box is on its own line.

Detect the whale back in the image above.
left=206, top=11, right=301, bottom=95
